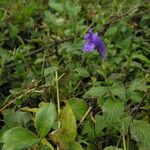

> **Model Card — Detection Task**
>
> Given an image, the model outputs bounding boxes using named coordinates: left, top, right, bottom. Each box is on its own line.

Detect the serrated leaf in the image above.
left=102, top=99, right=124, bottom=124
left=127, top=91, right=143, bottom=103
left=69, top=141, right=83, bottom=150
left=84, top=86, right=108, bottom=98
left=128, top=79, right=149, bottom=92
left=81, top=120, right=95, bottom=140
left=35, top=103, right=57, bottom=138
left=103, top=146, right=123, bottom=150
left=1, top=127, right=39, bottom=150
left=111, top=82, right=126, bottom=100
left=49, top=0, right=64, bottom=13
left=68, top=98, right=88, bottom=120
left=2, top=109, right=30, bottom=130
left=131, top=120, right=150, bottom=150
left=52, top=104, right=77, bottom=143
left=64, top=1, right=81, bottom=17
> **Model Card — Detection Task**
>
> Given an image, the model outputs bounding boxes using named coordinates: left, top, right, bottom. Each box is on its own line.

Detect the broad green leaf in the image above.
left=35, top=102, right=57, bottom=138
left=2, top=109, right=30, bottom=130
left=52, top=104, right=77, bottom=143
left=84, top=86, right=108, bottom=98
left=111, top=82, right=126, bottom=100
left=104, top=146, right=123, bottom=150
left=127, top=91, right=143, bottom=103
left=1, top=127, right=39, bottom=150
left=128, top=78, right=149, bottom=92
left=131, top=120, right=150, bottom=150
left=69, top=141, right=83, bottom=150
left=68, top=98, right=88, bottom=120
left=102, top=99, right=124, bottom=124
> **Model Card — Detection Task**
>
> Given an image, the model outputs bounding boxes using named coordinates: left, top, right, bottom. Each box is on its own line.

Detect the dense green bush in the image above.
left=0, top=0, right=150, bottom=150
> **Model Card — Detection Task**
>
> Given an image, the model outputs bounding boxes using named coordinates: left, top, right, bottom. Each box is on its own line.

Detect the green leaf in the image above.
left=95, top=115, right=108, bottom=136
left=68, top=98, right=88, bottom=120
left=127, top=91, right=143, bottom=103
left=1, top=127, right=39, bottom=150
left=41, top=138, right=54, bottom=150
left=118, top=37, right=131, bottom=50
left=49, top=0, right=64, bottom=13
left=69, top=141, right=83, bottom=150
left=35, top=102, right=57, bottom=138
left=131, top=120, right=150, bottom=150
left=81, top=115, right=108, bottom=140
left=44, top=66, right=58, bottom=77
left=64, top=1, right=81, bottom=17
left=105, top=26, right=117, bottom=36
left=74, top=67, right=90, bottom=77
left=108, top=73, right=125, bottom=82
left=2, top=109, right=30, bottom=131
left=104, top=146, right=123, bottom=150
left=128, top=78, right=149, bottom=92
left=81, top=120, right=95, bottom=140
left=111, top=82, right=126, bottom=100
left=52, top=104, right=77, bottom=143
left=117, top=115, right=132, bottom=134
left=102, top=99, right=124, bottom=124
left=131, top=53, right=150, bottom=64
left=84, top=86, right=108, bottom=98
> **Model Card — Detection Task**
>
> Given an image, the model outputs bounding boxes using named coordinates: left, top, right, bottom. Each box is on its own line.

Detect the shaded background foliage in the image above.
left=0, top=0, right=150, bottom=150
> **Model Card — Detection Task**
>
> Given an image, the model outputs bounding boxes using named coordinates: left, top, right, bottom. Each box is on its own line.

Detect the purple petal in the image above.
left=93, top=34, right=106, bottom=58
left=83, top=42, right=95, bottom=52
left=84, top=30, right=94, bottom=41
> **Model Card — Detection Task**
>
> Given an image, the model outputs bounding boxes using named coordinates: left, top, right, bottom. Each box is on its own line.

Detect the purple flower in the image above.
left=83, top=29, right=106, bottom=58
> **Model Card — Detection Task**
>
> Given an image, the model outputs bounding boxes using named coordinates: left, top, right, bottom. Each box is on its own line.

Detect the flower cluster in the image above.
left=83, top=29, right=106, bottom=58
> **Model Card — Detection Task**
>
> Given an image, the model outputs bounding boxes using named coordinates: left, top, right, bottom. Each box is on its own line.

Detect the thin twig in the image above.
left=129, top=89, right=150, bottom=117
left=77, top=106, right=92, bottom=128
left=0, top=88, right=35, bottom=112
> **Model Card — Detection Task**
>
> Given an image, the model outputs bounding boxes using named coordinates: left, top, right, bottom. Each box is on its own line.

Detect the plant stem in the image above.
left=55, top=70, right=60, bottom=128
left=123, top=134, right=127, bottom=150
